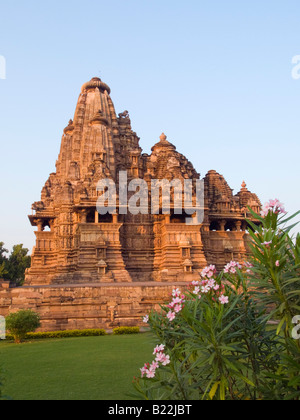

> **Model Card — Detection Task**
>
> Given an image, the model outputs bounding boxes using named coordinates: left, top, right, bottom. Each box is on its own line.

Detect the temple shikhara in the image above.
left=0, top=77, right=261, bottom=330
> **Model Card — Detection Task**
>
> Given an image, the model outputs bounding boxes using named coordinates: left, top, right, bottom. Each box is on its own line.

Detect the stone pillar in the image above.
left=37, top=220, right=44, bottom=232
left=236, top=221, right=242, bottom=232
left=49, top=219, right=55, bottom=231
left=80, top=211, right=87, bottom=223
left=95, top=211, right=99, bottom=224
left=112, top=213, right=118, bottom=224
left=219, top=220, right=226, bottom=231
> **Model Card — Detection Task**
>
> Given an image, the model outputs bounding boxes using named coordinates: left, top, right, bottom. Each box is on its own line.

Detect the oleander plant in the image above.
left=133, top=200, right=300, bottom=400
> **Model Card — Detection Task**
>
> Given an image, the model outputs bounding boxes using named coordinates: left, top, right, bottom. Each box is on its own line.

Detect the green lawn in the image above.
left=0, top=333, right=155, bottom=400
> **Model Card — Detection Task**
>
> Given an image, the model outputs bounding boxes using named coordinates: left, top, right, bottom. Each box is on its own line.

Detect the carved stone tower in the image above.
left=25, top=77, right=261, bottom=285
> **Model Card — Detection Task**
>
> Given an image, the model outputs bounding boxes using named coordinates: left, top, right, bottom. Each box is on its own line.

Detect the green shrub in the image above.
left=5, top=328, right=107, bottom=341
left=6, top=310, right=40, bottom=344
left=113, top=327, right=140, bottom=335
left=134, top=201, right=300, bottom=400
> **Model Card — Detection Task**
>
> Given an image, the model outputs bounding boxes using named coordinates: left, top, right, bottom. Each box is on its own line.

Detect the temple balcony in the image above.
left=34, top=231, right=55, bottom=251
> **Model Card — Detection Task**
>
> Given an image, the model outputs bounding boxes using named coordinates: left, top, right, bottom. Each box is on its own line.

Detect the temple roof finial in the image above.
left=160, top=133, right=167, bottom=142
left=81, top=77, right=111, bottom=94
left=241, top=181, right=248, bottom=190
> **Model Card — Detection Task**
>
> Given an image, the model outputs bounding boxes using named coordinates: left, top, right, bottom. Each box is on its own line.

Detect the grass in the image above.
left=0, top=333, right=155, bottom=400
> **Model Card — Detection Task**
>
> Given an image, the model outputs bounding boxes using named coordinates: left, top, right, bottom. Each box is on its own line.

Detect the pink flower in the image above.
left=142, top=345, right=171, bottom=379
left=219, top=295, right=229, bottom=305
left=192, top=286, right=200, bottom=295
left=224, top=261, right=242, bottom=274
left=150, top=361, right=159, bottom=370
left=161, top=355, right=171, bottom=366
left=172, top=288, right=181, bottom=298
left=201, top=265, right=216, bottom=279
left=262, top=241, right=272, bottom=248
left=260, top=204, right=271, bottom=218
left=143, top=315, right=149, bottom=324
left=261, top=199, right=287, bottom=217
left=155, top=352, right=165, bottom=363
left=275, top=260, right=280, bottom=267
left=146, top=369, right=156, bottom=379
left=167, top=311, right=176, bottom=322
left=153, top=344, right=165, bottom=355
left=207, top=279, right=216, bottom=288
left=172, top=297, right=183, bottom=305
left=155, top=352, right=170, bottom=366
left=174, top=304, right=182, bottom=313
left=201, top=285, right=210, bottom=294
left=141, top=363, right=151, bottom=378
left=140, top=367, right=147, bottom=378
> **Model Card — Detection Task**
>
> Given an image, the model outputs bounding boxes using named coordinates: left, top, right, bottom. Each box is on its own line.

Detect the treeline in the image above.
left=0, top=242, right=31, bottom=286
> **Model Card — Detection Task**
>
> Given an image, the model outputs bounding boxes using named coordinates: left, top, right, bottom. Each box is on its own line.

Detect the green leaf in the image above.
left=209, top=382, right=220, bottom=400
left=234, top=372, right=256, bottom=388
left=276, top=317, right=286, bottom=336
left=279, top=210, right=300, bottom=226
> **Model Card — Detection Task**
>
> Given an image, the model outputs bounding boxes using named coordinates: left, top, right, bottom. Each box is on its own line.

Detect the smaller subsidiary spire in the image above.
left=151, top=133, right=176, bottom=152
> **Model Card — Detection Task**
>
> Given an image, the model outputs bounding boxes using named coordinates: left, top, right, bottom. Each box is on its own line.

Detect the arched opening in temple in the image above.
left=99, top=214, right=113, bottom=223
left=42, top=220, right=51, bottom=231
left=170, top=213, right=187, bottom=224
left=86, top=210, right=95, bottom=224
left=225, top=221, right=236, bottom=232
left=210, top=221, right=220, bottom=231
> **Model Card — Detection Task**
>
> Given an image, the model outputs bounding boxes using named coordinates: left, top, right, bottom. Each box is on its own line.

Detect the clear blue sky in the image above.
left=0, top=0, right=299, bottom=252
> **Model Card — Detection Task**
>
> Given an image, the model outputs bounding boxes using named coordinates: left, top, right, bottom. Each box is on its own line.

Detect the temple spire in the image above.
left=56, top=77, right=117, bottom=181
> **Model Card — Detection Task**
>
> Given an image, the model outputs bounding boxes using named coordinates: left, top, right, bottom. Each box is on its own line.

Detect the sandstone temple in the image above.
left=0, top=77, right=261, bottom=330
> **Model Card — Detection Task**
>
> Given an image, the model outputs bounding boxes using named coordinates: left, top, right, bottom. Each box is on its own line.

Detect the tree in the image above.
left=6, top=310, right=40, bottom=344
left=0, top=242, right=31, bottom=285
left=0, top=242, right=8, bottom=261
left=0, top=243, right=9, bottom=279
left=0, top=262, right=8, bottom=279
left=6, top=244, right=31, bottom=286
